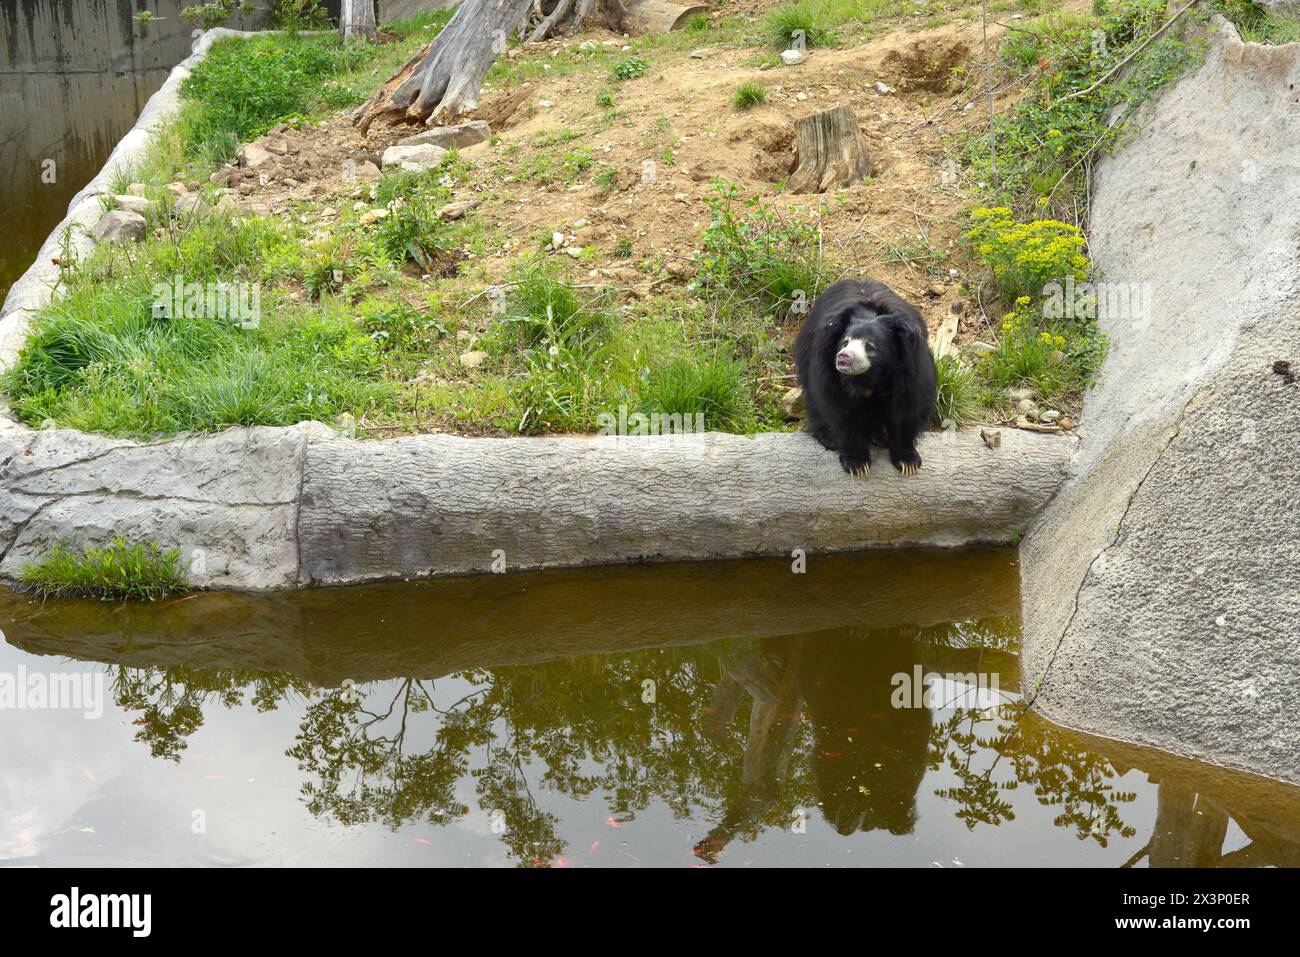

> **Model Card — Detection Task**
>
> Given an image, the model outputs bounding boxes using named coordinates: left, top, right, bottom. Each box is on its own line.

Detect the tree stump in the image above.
left=787, top=105, right=873, bottom=194
left=341, top=0, right=377, bottom=41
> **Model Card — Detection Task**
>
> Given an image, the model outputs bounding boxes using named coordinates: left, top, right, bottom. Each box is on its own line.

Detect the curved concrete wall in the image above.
left=1020, top=20, right=1300, bottom=786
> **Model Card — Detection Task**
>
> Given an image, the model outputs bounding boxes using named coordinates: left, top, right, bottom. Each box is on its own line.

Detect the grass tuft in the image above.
left=732, top=82, right=768, bottom=110
left=20, top=538, right=191, bottom=601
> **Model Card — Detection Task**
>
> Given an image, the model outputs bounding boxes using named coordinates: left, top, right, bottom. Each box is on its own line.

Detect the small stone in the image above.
left=359, top=208, right=390, bottom=226
left=781, top=48, right=807, bottom=66
left=165, top=182, right=188, bottom=197
left=437, top=199, right=482, bottom=221
left=1016, top=398, right=1037, bottom=415
left=538, top=99, right=555, bottom=109
left=795, top=91, right=808, bottom=102
left=126, top=183, right=147, bottom=196
left=689, top=48, right=713, bottom=59
left=348, top=160, right=381, bottom=181
left=173, top=193, right=206, bottom=217
left=237, top=143, right=275, bottom=169
left=113, top=195, right=153, bottom=215
left=552, top=231, right=566, bottom=249
left=969, top=341, right=996, bottom=356
left=459, top=350, right=489, bottom=369
left=1040, top=410, right=1062, bottom=423
left=781, top=386, right=804, bottom=420
left=563, top=246, right=582, bottom=258
left=402, top=120, right=491, bottom=151
left=874, top=81, right=895, bottom=94
left=381, top=143, right=448, bottom=173
left=1058, top=416, right=1074, bottom=430
left=91, top=209, right=147, bottom=244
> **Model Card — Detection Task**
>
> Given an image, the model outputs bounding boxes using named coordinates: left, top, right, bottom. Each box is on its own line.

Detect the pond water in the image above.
left=2, top=547, right=1297, bottom=868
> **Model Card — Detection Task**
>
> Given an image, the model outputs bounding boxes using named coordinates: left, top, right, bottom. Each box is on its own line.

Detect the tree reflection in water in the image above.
left=102, top=621, right=1295, bottom=867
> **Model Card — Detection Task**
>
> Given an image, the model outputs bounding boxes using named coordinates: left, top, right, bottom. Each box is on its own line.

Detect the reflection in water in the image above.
left=2, top=549, right=1298, bottom=867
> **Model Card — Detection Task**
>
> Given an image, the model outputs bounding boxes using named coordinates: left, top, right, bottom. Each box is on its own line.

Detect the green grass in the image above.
left=732, top=82, right=768, bottom=110
left=2, top=210, right=397, bottom=436
left=19, top=538, right=190, bottom=601
left=698, top=182, right=829, bottom=321
left=764, top=0, right=899, bottom=49
left=609, top=56, right=649, bottom=81
left=640, top=355, right=755, bottom=431
left=965, top=0, right=1203, bottom=224
left=934, top=353, right=980, bottom=428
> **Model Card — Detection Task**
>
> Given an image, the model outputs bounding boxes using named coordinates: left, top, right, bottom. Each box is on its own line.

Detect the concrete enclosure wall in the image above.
left=1020, top=20, right=1300, bottom=786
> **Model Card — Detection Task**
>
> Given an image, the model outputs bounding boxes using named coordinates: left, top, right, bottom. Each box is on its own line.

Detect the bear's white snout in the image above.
left=835, top=338, right=871, bottom=375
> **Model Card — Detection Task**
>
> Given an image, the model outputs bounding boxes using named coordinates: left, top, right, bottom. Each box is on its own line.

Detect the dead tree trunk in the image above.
left=354, top=0, right=708, bottom=131
left=355, top=0, right=534, bottom=131
left=788, top=104, right=873, bottom=194
left=341, top=0, right=377, bottom=41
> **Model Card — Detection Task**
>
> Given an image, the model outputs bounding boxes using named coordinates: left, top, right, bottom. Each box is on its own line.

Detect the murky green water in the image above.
left=1, top=548, right=1297, bottom=867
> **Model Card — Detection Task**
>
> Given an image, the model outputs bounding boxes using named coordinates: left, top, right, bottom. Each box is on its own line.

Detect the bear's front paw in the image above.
left=839, top=451, right=871, bottom=478
left=890, top=447, right=922, bottom=476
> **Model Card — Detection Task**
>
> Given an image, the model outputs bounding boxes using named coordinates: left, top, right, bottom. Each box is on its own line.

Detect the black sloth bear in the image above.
left=794, top=279, right=937, bottom=477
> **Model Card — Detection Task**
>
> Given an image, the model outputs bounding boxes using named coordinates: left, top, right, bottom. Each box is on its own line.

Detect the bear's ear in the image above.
left=881, top=312, right=923, bottom=346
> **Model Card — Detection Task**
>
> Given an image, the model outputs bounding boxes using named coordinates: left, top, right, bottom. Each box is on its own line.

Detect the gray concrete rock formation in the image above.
left=1020, top=19, right=1300, bottom=785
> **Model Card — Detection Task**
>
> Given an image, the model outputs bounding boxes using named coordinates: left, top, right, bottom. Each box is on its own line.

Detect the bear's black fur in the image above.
left=794, top=279, right=937, bottom=476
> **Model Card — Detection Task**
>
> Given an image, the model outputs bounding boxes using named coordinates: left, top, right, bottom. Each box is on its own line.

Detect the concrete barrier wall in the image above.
left=1020, top=19, right=1300, bottom=786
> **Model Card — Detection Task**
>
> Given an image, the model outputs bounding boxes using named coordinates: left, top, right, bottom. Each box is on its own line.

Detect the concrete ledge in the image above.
left=0, top=423, right=1074, bottom=589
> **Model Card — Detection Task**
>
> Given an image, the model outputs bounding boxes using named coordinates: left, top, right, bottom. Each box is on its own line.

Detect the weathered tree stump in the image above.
left=787, top=105, right=873, bottom=194
left=341, top=0, right=377, bottom=41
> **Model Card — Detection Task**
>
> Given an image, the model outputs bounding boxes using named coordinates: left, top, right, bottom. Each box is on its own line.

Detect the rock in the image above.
left=874, top=81, right=895, bottom=94
left=126, top=183, right=147, bottom=196
left=113, top=195, right=153, bottom=216
left=969, top=341, right=996, bottom=356
left=1040, top=410, right=1062, bottom=424
left=165, top=182, right=188, bottom=197
left=381, top=143, right=448, bottom=173
left=173, top=193, right=206, bottom=218
left=459, top=350, right=489, bottom=369
left=1057, top=417, right=1073, bottom=431
left=795, top=91, right=808, bottom=102
left=666, top=260, right=695, bottom=280
left=238, top=143, right=275, bottom=169
left=402, top=120, right=491, bottom=151
left=781, top=386, right=804, bottom=420
left=690, top=48, right=713, bottom=59
left=562, top=247, right=582, bottom=258
left=1020, top=21, right=1300, bottom=786
left=437, top=199, right=483, bottom=221
left=781, top=48, right=808, bottom=66
left=349, top=160, right=381, bottom=181
left=551, top=231, right=566, bottom=249
left=91, top=209, right=147, bottom=244
left=1016, top=398, right=1037, bottom=415
left=359, top=208, right=390, bottom=226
